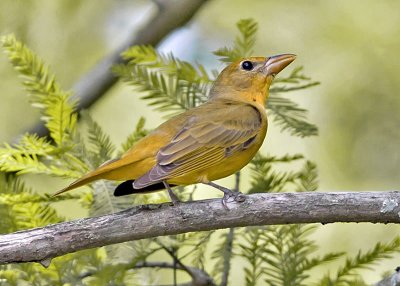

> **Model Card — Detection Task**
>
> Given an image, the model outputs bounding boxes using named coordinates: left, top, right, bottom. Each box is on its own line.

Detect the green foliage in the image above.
left=0, top=18, right=397, bottom=286
left=0, top=173, right=69, bottom=234
left=214, top=18, right=258, bottom=62
left=0, top=35, right=86, bottom=179
left=113, top=45, right=211, bottom=115
left=119, top=116, right=148, bottom=154
left=1, top=34, right=77, bottom=147
left=83, top=111, right=115, bottom=167
left=240, top=227, right=265, bottom=286
left=317, top=237, right=400, bottom=286
left=268, top=67, right=319, bottom=137
left=260, top=225, right=340, bottom=286
left=211, top=228, right=236, bottom=284
left=249, top=153, right=304, bottom=193
left=239, top=158, right=345, bottom=286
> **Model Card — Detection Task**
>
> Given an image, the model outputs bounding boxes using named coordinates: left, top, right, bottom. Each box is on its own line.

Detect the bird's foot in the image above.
left=222, top=191, right=246, bottom=209
left=205, top=182, right=246, bottom=209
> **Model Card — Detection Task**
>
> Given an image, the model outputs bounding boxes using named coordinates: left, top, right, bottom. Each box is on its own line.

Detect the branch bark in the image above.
left=1, top=191, right=400, bottom=265
left=26, top=0, right=209, bottom=137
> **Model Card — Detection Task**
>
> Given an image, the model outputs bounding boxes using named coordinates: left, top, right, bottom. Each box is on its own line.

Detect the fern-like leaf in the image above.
left=268, top=95, right=318, bottom=137
left=325, top=237, right=400, bottom=286
left=211, top=228, right=236, bottom=284
left=262, top=225, right=321, bottom=286
left=0, top=174, right=64, bottom=233
left=249, top=153, right=304, bottom=194
left=113, top=45, right=211, bottom=117
left=296, top=161, right=319, bottom=192
left=240, top=227, right=266, bottom=286
left=89, top=180, right=135, bottom=217
left=82, top=112, right=116, bottom=167
left=214, top=18, right=258, bottom=63
left=268, top=66, right=319, bottom=137
left=1, top=34, right=77, bottom=146
left=0, top=134, right=81, bottom=177
left=120, top=117, right=148, bottom=154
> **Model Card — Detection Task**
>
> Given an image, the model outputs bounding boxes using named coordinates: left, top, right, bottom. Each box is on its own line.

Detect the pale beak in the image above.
left=263, top=54, right=296, bottom=76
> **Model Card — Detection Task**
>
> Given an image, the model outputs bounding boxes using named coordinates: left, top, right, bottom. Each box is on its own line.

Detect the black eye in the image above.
left=241, top=60, right=253, bottom=71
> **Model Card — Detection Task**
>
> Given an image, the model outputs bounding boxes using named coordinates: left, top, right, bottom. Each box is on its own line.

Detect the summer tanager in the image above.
left=55, top=54, right=296, bottom=206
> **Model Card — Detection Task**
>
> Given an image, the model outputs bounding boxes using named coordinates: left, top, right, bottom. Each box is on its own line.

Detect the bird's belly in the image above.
left=203, top=148, right=258, bottom=181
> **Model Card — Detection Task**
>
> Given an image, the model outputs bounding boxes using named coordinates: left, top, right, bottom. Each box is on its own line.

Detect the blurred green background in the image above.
left=1, top=0, right=399, bottom=283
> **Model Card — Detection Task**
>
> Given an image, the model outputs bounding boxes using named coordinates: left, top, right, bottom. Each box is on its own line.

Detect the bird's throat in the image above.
left=242, top=90, right=268, bottom=106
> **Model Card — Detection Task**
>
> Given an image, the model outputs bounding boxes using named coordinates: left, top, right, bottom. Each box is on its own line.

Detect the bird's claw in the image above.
left=222, top=192, right=246, bottom=209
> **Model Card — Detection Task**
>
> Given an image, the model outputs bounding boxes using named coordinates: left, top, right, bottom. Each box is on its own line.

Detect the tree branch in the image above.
left=26, top=0, right=209, bottom=137
left=1, top=191, right=400, bottom=265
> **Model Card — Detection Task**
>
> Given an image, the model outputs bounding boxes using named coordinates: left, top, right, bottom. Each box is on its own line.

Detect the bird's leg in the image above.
left=163, top=181, right=180, bottom=205
left=205, top=182, right=246, bottom=208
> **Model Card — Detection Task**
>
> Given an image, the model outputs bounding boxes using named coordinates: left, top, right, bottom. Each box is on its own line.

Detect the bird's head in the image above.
left=210, top=54, right=296, bottom=104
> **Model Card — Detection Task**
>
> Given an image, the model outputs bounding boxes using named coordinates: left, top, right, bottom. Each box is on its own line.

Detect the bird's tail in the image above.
left=53, top=171, right=108, bottom=196
left=53, top=158, right=139, bottom=196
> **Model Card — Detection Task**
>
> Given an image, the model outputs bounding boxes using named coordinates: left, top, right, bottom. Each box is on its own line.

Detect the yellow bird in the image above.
left=54, top=54, right=296, bottom=206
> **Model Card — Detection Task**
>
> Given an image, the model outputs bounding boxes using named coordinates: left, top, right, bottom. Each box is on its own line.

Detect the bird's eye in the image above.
left=241, top=60, right=253, bottom=71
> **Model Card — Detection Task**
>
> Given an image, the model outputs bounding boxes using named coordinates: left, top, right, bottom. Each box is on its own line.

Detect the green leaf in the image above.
left=268, top=66, right=319, bottom=137
left=119, top=117, right=148, bottom=154
left=89, top=180, right=134, bottom=216
left=1, top=34, right=77, bottom=146
left=214, top=18, right=258, bottom=63
left=0, top=174, right=64, bottom=233
left=325, top=237, right=400, bottom=286
left=82, top=112, right=116, bottom=167
left=261, top=225, right=321, bottom=286
left=239, top=227, right=266, bottom=286
left=296, top=161, right=318, bottom=192
left=249, top=153, right=304, bottom=194
left=268, top=95, right=318, bottom=137
left=0, top=134, right=81, bottom=177
left=113, top=45, right=211, bottom=116
left=211, top=228, right=236, bottom=284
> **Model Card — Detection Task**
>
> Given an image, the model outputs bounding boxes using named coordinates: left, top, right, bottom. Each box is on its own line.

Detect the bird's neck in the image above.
left=240, top=90, right=268, bottom=106
left=209, top=86, right=268, bottom=107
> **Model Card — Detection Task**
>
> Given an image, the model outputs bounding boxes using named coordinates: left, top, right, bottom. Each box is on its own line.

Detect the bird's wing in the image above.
left=134, top=101, right=263, bottom=188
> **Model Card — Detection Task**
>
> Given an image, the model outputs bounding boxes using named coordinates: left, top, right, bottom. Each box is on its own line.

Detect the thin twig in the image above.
left=220, top=172, right=241, bottom=286
left=220, top=228, right=234, bottom=286
left=80, top=261, right=216, bottom=286
left=134, top=261, right=216, bottom=286
left=156, top=241, right=215, bottom=286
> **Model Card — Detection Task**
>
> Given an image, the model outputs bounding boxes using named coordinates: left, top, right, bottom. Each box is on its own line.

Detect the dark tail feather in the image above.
left=114, top=180, right=176, bottom=197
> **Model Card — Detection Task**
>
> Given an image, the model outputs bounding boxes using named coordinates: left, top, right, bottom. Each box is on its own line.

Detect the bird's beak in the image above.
left=263, top=54, right=296, bottom=76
